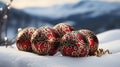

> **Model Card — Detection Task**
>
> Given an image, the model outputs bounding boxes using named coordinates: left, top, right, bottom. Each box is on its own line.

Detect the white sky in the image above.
left=0, top=0, right=80, bottom=9
left=0, top=0, right=120, bottom=9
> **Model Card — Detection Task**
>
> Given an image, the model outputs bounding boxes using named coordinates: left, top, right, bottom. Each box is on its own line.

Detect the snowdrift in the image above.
left=0, top=29, right=120, bottom=67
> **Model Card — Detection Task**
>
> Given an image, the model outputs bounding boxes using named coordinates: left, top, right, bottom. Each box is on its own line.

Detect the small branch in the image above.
left=3, top=0, right=13, bottom=47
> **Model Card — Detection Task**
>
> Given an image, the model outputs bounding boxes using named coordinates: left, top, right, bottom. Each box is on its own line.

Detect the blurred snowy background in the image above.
left=0, top=0, right=120, bottom=43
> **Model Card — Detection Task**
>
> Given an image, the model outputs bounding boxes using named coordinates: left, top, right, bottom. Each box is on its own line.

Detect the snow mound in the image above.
left=0, top=29, right=120, bottom=67
left=99, top=40, right=120, bottom=54
left=97, top=29, right=120, bottom=43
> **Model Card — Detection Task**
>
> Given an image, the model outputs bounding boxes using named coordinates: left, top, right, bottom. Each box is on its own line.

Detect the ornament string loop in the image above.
left=95, top=48, right=112, bottom=57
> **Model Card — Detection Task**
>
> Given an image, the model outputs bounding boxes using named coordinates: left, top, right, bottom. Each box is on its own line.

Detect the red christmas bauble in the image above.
left=16, top=27, right=36, bottom=52
left=53, top=23, right=75, bottom=38
left=31, top=26, right=59, bottom=55
left=79, top=29, right=99, bottom=55
left=60, top=31, right=89, bottom=57
left=53, top=23, right=75, bottom=51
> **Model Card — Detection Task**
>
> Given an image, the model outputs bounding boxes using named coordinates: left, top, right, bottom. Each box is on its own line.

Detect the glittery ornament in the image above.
left=53, top=23, right=75, bottom=38
left=60, top=31, right=89, bottom=57
left=16, top=27, right=36, bottom=52
left=53, top=23, right=75, bottom=51
left=79, top=29, right=99, bottom=55
left=31, top=26, right=59, bottom=55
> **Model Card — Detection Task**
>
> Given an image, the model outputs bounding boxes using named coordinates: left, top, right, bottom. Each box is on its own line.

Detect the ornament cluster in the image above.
left=16, top=23, right=99, bottom=57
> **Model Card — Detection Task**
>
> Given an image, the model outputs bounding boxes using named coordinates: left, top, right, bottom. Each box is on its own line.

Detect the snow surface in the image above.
left=0, top=29, right=120, bottom=67
left=97, top=29, right=120, bottom=43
